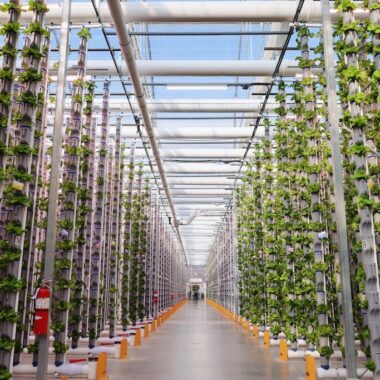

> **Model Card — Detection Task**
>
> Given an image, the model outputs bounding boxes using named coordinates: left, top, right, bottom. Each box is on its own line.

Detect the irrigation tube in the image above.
left=107, top=0, right=187, bottom=264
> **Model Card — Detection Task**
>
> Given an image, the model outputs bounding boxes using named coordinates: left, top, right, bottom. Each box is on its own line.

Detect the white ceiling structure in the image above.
left=9, top=0, right=347, bottom=266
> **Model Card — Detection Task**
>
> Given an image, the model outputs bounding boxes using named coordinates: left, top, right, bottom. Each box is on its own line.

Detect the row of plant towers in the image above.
left=0, top=1, right=186, bottom=378
left=208, top=0, right=380, bottom=376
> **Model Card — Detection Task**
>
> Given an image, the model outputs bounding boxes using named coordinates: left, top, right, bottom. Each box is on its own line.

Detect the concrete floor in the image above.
left=109, top=301, right=305, bottom=380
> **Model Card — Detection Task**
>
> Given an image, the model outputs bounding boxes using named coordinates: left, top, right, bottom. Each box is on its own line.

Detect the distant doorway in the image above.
left=192, top=284, right=200, bottom=300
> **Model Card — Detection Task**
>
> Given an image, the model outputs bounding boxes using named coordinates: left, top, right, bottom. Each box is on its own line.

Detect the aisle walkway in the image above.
left=109, top=301, right=305, bottom=380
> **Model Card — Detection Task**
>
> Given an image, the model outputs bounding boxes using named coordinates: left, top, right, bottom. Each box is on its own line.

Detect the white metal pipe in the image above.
left=182, top=229, right=219, bottom=232
left=109, top=126, right=257, bottom=139
left=161, top=149, right=245, bottom=159
left=164, top=163, right=244, bottom=173
left=152, top=126, right=255, bottom=139
left=171, top=189, right=232, bottom=195
left=58, top=59, right=308, bottom=77
left=48, top=98, right=279, bottom=113
left=5, top=2, right=368, bottom=24
left=183, top=220, right=222, bottom=224
left=119, top=148, right=246, bottom=159
left=107, top=1, right=185, bottom=257
left=176, top=205, right=226, bottom=210
left=137, top=60, right=309, bottom=77
left=173, top=197, right=228, bottom=202
left=168, top=178, right=240, bottom=185
left=134, top=99, right=270, bottom=113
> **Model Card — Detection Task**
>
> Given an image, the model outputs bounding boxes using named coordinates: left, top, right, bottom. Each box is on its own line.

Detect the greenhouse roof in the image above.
left=9, top=0, right=332, bottom=265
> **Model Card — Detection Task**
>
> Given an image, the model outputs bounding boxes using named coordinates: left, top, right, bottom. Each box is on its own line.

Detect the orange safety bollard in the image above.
left=157, top=316, right=161, bottom=327
left=151, top=320, right=156, bottom=332
left=279, top=339, right=288, bottom=360
left=144, top=324, right=149, bottom=338
left=263, top=330, right=270, bottom=348
left=245, top=320, right=250, bottom=333
left=119, top=338, right=128, bottom=360
left=253, top=325, right=259, bottom=338
left=61, top=377, right=69, bottom=380
left=96, top=352, right=108, bottom=380
left=134, top=328, right=141, bottom=346
left=305, top=354, right=317, bottom=380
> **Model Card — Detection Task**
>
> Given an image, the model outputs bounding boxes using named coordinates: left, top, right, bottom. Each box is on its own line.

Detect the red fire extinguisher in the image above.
left=33, top=284, right=51, bottom=335
left=153, top=290, right=159, bottom=304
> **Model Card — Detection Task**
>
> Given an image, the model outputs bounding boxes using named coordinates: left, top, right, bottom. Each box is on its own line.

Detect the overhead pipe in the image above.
left=119, top=126, right=258, bottom=139
left=171, top=189, right=232, bottom=195
left=98, top=125, right=258, bottom=139
left=106, top=0, right=187, bottom=263
left=56, top=59, right=311, bottom=77
left=61, top=148, right=246, bottom=159
left=47, top=97, right=281, bottom=113
left=172, top=197, right=229, bottom=202
left=161, top=148, right=246, bottom=159
left=5, top=2, right=369, bottom=24
left=176, top=204, right=227, bottom=210
left=168, top=178, right=241, bottom=185
left=132, top=99, right=273, bottom=113
left=46, top=124, right=254, bottom=139
left=147, top=126, right=263, bottom=139
left=163, top=163, right=246, bottom=173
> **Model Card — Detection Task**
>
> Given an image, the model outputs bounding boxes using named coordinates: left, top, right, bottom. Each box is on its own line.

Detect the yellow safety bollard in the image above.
left=96, top=352, right=108, bottom=380
left=134, top=328, right=141, bottom=346
left=245, top=320, right=250, bottom=333
left=263, top=330, right=270, bottom=348
left=279, top=339, right=288, bottom=360
left=119, top=338, right=128, bottom=360
left=253, top=325, right=259, bottom=338
left=144, top=324, right=149, bottom=338
left=305, top=355, right=317, bottom=380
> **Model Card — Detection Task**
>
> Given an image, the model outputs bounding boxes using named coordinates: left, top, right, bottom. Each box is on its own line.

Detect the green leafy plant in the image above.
left=5, top=220, right=24, bottom=235
left=0, top=305, right=19, bottom=323
left=0, top=21, right=20, bottom=35
left=0, top=276, right=23, bottom=292
left=28, top=0, right=49, bottom=12
left=53, top=341, right=69, bottom=354
left=0, top=249, right=21, bottom=269
left=16, top=91, right=38, bottom=105
left=51, top=320, right=65, bottom=333
left=365, top=359, right=376, bottom=372
left=319, top=345, right=334, bottom=358
left=0, top=92, right=11, bottom=107
left=24, top=22, right=49, bottom=37
left=77, top=27, right=92, bottom=39
left=18, top=68, right=43, bottom=83
left=0, top=2, right=21, bottom=12
left=0, top=68, right=13, bottom=81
